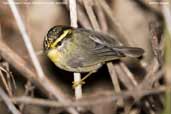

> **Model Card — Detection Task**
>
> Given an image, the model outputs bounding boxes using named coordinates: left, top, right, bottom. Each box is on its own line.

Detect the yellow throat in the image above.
left=47, top=49, right=61, bottom=63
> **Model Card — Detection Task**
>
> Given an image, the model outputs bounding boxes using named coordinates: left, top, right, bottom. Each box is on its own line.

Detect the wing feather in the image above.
left=69, top=28, right=144, bottom=68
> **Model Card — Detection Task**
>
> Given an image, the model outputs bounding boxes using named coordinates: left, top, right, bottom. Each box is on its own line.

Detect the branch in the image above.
left=7, top=0, right=44, bottom=79
left=11, top=86, right=166, bottom=108
left=69, top=0, right=82, bottom=100
left=0, top=86, right=21, bottom=114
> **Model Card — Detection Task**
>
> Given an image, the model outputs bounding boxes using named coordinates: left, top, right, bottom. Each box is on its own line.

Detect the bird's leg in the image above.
left=72, top=71, right=95, bottom=88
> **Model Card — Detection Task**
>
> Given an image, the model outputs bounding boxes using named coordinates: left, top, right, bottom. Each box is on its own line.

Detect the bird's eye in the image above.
left=57, top=41, right=62, bottom=46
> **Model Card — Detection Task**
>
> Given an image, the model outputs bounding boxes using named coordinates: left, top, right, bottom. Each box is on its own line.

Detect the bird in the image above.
left=43, top=25, right=144, bottom=87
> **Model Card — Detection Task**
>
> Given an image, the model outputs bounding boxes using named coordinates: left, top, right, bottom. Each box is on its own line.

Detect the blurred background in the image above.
left=0, top=0, right=170, bottom=114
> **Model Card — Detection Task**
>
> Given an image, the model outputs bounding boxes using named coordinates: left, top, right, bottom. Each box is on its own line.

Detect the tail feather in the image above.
left=113, top=47, right=144, bottom=58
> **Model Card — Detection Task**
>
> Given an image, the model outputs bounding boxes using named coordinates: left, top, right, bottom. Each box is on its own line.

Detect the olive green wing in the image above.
left=77, top=28, right=122, bottom=47
left=67, top=29, right=144, bottom=69
left=77, top=29, right=144, bottom=58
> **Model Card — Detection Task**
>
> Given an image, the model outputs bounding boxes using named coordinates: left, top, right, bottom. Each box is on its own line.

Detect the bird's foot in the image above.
left=72, top=80, right=85, bottom=88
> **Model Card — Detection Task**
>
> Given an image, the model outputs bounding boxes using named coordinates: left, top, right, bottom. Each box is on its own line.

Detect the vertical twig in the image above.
left=19, top=81, right=34, bottom=111
left=149, top=22, right=162, bottom=64
left=107, top=63, right=121, bottom=93
left=77, top=3, right=92, bottom=29
left=119, top=63, right=138, bottom=86
left=69, top=0, right=82, bottom=100
left=83, top=0, right=100, bottom=31
left=0, top=66, right=13, bottom=96
left=94, top=0, right=108, bottom=32
left=69, top=0, right=78, bottom=28
left=7, top=0, right=45, bottom=80
left=0, top=86, right=21, bottom=114
left=97, top=0, right=130, bottom=46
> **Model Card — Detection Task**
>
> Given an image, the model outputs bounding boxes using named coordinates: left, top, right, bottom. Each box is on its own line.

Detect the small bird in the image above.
left=43, top=25, right=144, bottom=87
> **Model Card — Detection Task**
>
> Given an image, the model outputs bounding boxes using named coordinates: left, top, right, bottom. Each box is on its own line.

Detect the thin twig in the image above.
left=94, top=0, right=108, bottom=32
left=19, top=81, right=34, bottom=111
left=97, top=0, right=130, bottom=46
left=140, top=58, right=160, bottom=89
left=120, top=63, right=138, bottom=86
left=69, top=0, right=82, bottom=100
left=7, top=0, right=45, bottom=79
left=107, top=63, right=121, bottom=93
left=149, top=22, right=162, bottom=64
left=107, top=63, right=123, bottom=106
left=0, top=65, right=13, bottom=96
left=69, top=0, right=78, bottom=28
left=11, top=86, right=167, bottom=108
left=0, top=86, right=21, bottom=114
left=77, top=3, right=92, bottom=29
left=4, top=63, right=13, bottom=95
left=114, top=64, right=135, bottom=90
left=83, top=0, right=100, bottom=31
left=0, top=69, right=12, bottom=96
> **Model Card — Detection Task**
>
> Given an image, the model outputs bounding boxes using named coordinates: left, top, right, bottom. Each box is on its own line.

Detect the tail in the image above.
left=113, top=47, right=144, bottom=58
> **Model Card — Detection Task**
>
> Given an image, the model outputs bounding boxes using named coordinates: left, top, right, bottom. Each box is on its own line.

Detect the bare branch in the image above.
left=11, top=86, right=166, bottom=108
left=83, top=0, right=100, bottom=31
left=69, top=0, right=83, bottom=100
left=0, top=86, right=21, bottom=114
left=7, top=0, right=45, bottom=79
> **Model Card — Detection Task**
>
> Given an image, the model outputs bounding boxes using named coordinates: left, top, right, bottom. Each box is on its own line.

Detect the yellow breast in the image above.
left=47, top=48, right=73, bottom=71
left=47, top=49, right=62, bottom=63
